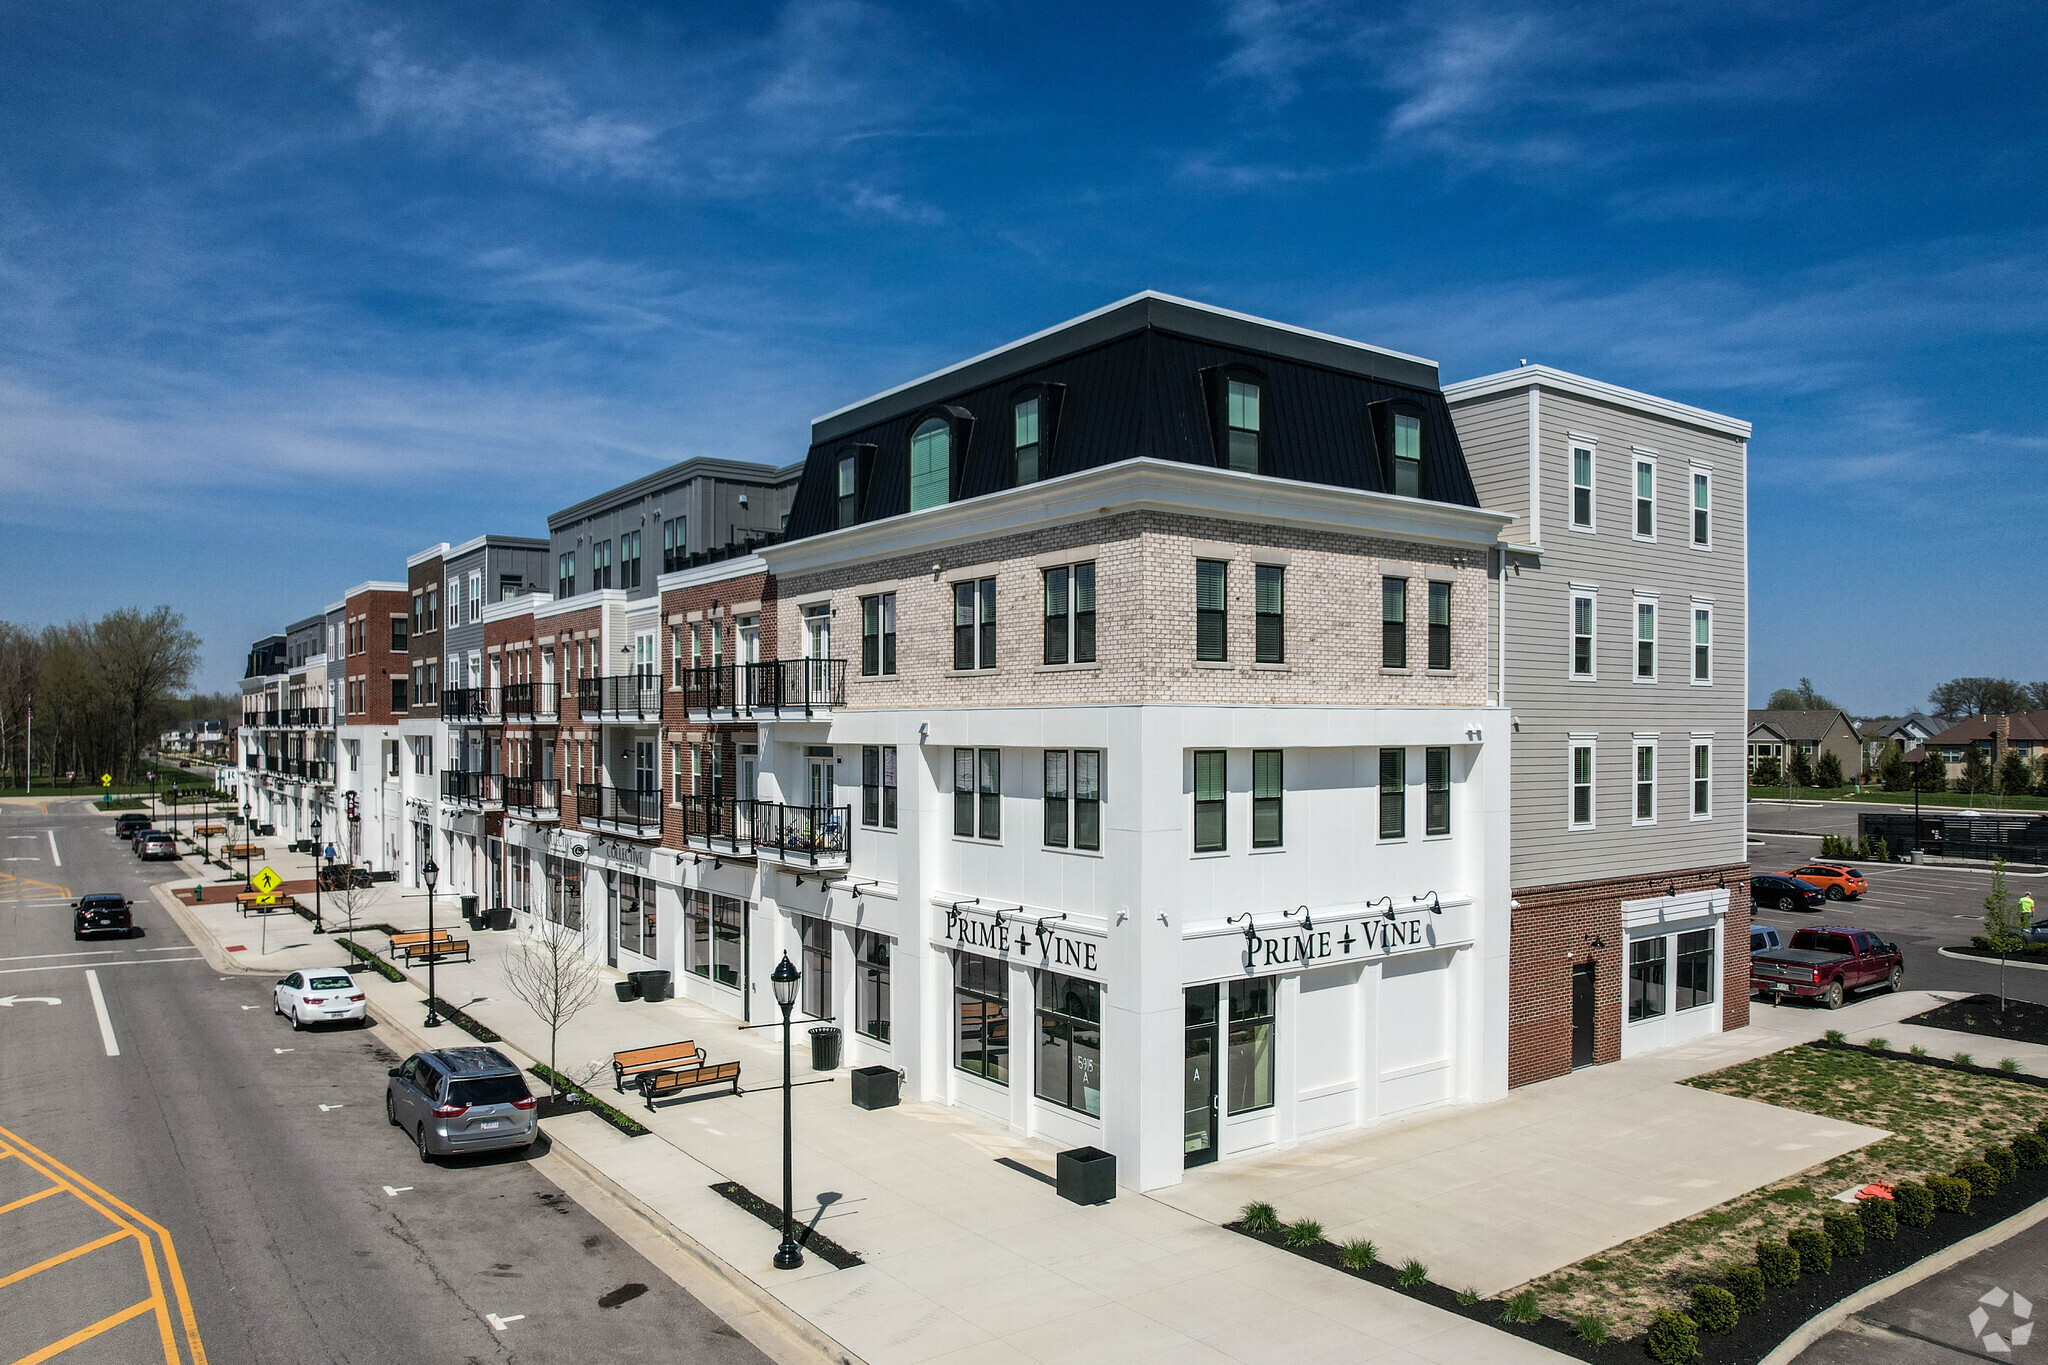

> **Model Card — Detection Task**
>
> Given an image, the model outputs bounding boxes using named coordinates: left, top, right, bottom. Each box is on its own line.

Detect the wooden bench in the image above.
left=400, top=938, right=470, bottom=965
left=639, top=1061, right=742, bottom=1109
left=222, top=843, right=264, bottom=859
left=236, top=891, right=299, bottom=916
left=611, top=1040, right=703, bottom=1093
left=193, top=824, right=227, bottom=837
left=388, top=929, right=454, bottom=956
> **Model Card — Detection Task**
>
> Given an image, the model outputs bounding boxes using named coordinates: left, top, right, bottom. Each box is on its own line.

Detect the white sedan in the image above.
left=274, top=969, right=368, bottom=1029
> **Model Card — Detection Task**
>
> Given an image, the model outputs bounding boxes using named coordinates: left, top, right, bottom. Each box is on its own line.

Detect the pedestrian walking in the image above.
left=2022, top=891, right=2036, bottom=929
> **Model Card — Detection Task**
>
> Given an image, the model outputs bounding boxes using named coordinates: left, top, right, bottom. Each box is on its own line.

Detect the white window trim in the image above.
left=1568, top=583, right=1598, bottom=682
left=1689, top=462, right=1713, bottom=551
left=1691, top=736, right=1714, bottom=821
left=1631, top=450, right=1658, bottom=543
left=1568, top=734, right=1597, bottom=831
left=1690, top=599, right=1713, bottom=686
left=1633, top=736, right=1658, bottom=827
left=1633, top=593, right=1659, bottom=684
left=1568, top=436, right=1597, bottom=534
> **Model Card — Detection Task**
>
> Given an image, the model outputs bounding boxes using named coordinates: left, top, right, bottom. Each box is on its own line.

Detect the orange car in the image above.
left=1786, top=863, right=1868, bottom=901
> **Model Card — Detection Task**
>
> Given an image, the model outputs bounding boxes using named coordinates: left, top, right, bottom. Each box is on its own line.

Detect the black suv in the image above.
left=74, top=894, right=135, bottom=939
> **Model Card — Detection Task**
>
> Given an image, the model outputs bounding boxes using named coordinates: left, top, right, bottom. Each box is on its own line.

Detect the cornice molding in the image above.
left=1443, top=365, right=1751, bottom=439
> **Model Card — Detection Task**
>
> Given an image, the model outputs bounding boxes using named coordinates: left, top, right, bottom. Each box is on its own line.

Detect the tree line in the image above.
left=1763, top=675, right=2048, bottom=720
left=0, top=608, right=203, bottom=787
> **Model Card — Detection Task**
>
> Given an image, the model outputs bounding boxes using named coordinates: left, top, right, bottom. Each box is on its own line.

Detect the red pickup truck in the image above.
left=1750, top=927, right=1905, bottom=1009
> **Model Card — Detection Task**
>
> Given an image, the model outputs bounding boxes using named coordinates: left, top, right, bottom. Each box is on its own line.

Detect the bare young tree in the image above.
left=93, top=606, right=201, bottom=780
left=500, top=916, right=602, bottom=1097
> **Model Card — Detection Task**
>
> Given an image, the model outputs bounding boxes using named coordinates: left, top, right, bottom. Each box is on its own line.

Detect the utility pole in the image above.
left=24, top=697, right=30, bottom=796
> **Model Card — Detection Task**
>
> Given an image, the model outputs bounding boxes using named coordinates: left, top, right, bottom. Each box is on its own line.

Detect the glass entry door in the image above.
left=809, top=755, right=834, bottom=809
left=1183, top=985, right=1220, bottom=1168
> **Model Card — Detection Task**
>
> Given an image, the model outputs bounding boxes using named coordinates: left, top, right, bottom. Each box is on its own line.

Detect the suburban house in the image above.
left=1859, top=713, right=1938, bottom=773
left=1747, top=709, right=1861, bottom=780
left=1916, top=710, right=2048, bottom=783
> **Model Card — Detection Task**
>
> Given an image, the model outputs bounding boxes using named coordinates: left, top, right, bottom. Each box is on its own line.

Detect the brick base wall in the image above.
left=1508, top=861, right=1751, bottom=1089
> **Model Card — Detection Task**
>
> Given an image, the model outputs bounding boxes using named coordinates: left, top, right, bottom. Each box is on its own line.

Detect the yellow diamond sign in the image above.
left=251, top=866, right=282, bottom=895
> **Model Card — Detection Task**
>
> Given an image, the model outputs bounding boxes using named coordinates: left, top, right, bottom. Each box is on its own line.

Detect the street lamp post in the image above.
left=310, top=816, right=325, bottom=934
left=770, top=952, right=804, bottom=1271
left=242, top=802, right=253, bottom=889
left=423, top=858, right=442, bottom=1028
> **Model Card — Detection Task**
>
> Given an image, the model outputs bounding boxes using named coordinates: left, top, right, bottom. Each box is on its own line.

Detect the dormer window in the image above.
left=1391, top=413, right=1421, bottom=497
left=1014, top=397, right=1041, bottom=485
left=1226, top=378, right=1261, bottom=474
left=837, top=454, right=859, bottom=528
left=909, top=417, right=951, bottom=512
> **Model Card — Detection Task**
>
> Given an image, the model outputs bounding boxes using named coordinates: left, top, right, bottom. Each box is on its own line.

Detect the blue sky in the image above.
left=2, top=0, right=2043, bottom=706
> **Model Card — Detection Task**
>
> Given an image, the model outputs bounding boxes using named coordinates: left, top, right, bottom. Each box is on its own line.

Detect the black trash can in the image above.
left=850, top=1065, right=899, bottom=1110
left=809, top=1025, right=842, bottom=1071
left=485, top=906, right=514, bottom=931
left=638, top=970, right=671, bottom=1003
left=1057, top=1147, right=1116, bottom=1205
left=459, top=894, right=479, bottom=918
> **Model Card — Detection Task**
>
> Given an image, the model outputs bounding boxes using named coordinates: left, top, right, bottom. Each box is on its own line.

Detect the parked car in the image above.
left=1750, top=925, right=1783, bottom=954
left=1751, top=874, right=1829, bottom=912
left=1786, top=863, right=1868, bottom=901
left=386, top=1048, right=538, bottom=1162
left=1751, top=927, right=1905, bottom=1009
left=114, top=812, right=151, bottom=839
left=135, top=831, right=178, bottom=861
left=273, top=969, right=367, bottom=1029
left=73, top=894, right=135, bottom=939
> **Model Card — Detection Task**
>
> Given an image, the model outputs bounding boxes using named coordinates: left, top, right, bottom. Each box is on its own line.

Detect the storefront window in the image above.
left=800, top=916, right=832, bottom=1019
left=686, top=889, right=711, bottom=978
left=1034, top=972, right=1102, bottom=1116
left=711, top=895, right=743, bottom=987
left=1629, top=937, right=1667, bottom=1020
left=611, top=873, right=653, bottom=959
left=1227, top=977, right=1275, bottom=1114
left=546, top=856, right=582, bottom=931
left=1675, top=928, right=1715, bottom=1011
left=856, top=931, right=891, bottom=1042
left=954, top=953, right=1009, bottom=1085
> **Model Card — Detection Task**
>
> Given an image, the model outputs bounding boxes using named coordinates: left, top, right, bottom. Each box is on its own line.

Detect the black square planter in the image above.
left=1057, top=1146, right=1116, bottom=1205
left=850, top=1065, right=899, bottom=1110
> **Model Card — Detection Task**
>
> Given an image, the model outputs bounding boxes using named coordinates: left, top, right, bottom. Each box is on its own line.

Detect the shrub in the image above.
left=1955, top=1052, right=1976, bottom=1067
left=1397, top=1258, right=1428, bottom=1288
left=1689, top=1284, right=1739, bottom=1335
left=1823, top=1210, right=1865, bottom=1256
left=1646, top=1309, right=1701, bottom=1363
left=1456, top=1287, right=1478, bottom=1306
left=2002, top=1058, right=2023, bottom=1074
left=1824, top=1028, right=1847, bottom=1044
left=2038, top=1117, right=2048, bottom=1143
left=1240, top=1202, right=1281, bottom=1233
left=1957, top=1159, right=2002, bottom=1199
left=1282, top=1218, right=1325, bottom=1248
left=1928, top=1173, right=1973, bottom=1213
left=1338, top=1238, right=1378, bottom=1270
left=1858, top=1194, right=1899, bottom=1242
left=1893, top=1181, right=1936, bottom=1227
left=1722, top=1262, right=1765, bottom=1313
left=1986, top=1144, right=2020, bottom=1183
left=1910, top=1045, right=1929, bottom=1057
left=1757, top=1238, right=1800, bottom=1287
left=1572, top=1314, right=1611, bottom=1346
left=1867, top=1037, right=1889, bottom=1051
left=2013, top=1132, right=2048, bottom=1167
left=1788, top=1226, right=1833, bottom=1275
left=1501, top=1290, right=1540, bottom=1325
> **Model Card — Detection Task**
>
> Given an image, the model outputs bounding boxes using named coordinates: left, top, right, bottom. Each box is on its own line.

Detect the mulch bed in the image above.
left=1231, top=1150, right=2048, bottom=1362
left=710, top=1181, right=864, bottom=1269
left=1906, top=993, right=2048, bottom=1047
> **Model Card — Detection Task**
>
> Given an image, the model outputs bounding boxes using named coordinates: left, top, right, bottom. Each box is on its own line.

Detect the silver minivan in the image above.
left=386, top=1048, right=538, bottom=1162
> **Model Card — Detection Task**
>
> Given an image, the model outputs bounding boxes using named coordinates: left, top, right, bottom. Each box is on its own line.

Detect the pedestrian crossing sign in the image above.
left=251, top=866, right=282, bottom=895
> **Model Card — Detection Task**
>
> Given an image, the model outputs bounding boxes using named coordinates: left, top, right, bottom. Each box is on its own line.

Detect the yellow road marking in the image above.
left=0, top=1229, right=134, bottom=1291
left=0, top=1184, right=64, bottom=1216
left=10, top=1296, right=158, bottom=1365
left=0, top=871, right=72, bottom=900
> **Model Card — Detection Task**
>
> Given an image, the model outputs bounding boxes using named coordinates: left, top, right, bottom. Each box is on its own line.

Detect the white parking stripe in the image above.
left=47, top=830, right=59, bottom=867
left=85, top=970, right=118, bottom=1057
left=0, top=950, right=122, bottom=965
left=0, top=956, right=201, bottom=976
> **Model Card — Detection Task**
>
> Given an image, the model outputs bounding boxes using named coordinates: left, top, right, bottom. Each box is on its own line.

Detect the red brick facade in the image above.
left=540, top=604, right=603, bottom=836
left=342, top=587, right=410, bottom=725
left=1508, top=861, right=1752, bottom=1089
left=658, top=567, right=778, bottom=852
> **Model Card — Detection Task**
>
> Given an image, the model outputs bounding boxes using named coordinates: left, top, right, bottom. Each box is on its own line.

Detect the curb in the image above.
left=1937, top=947, right=2048, bottom=974
left=1759, top=1196, right=2048, bottom=1365
left=152, top=882, right=271, bottom=976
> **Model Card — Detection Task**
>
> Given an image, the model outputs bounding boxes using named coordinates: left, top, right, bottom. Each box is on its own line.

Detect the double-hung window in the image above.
left=620, top=530, right=641, bottom=589
left=1390, top=412, right=1421, bottom=496
left=1378, top=748, right=1406, bottom=839
left=1044, top=751, right=1102, bottom=852
left=861, top=745, right=898, bottom=828
left=1635, top=599, right=1657, bottom=680
left=910, top=418, right=951, bottom=512
left=1691, top=468, right=1711, bottom=547
left=468, top=571, right=482, bottom=623
left=1571, top=592, right=1596, bottom=678
left=861, top=593, right=896, bottom=676
left=953, top=579, right=996, bottom=670
left=1633, top=454, right=1656, bottom=539
left=425, top=586, right=438, bottom=631
left=837, top=454, right=860, bottom=528
left=1634, top=740, right=1657, bottom=824
left=1034, top=972, right=1102, bottom=1116
left=662, top=516, right=686, bottom=572
left=1252, top=750, right=1282, bottom=848
left=1193, top=750, right=1226, bottom=852
left=1014, top=396, right=1041, bottom=485
left=954, top=748, right=999, bottom=839
left=1427, top=581, right=1451, bottom=670
left=1571, top=442, right=1595, bottom=529
left=1382, top=577, right=1408, bottom=668
left=1426, top=746, right=1451, bottom=836
left=1225, top=379, right=1260, bottom=474
left=446, top=578, right=461, bottom=628
left=1570, top=740, right=1595, bottom=828
left=1692, top=605, right=1712, bottom=683
left=557, top=551, right=575, bottom=599
left=1254, top=565, right=1284, bottom=664
left=1043, top=564, right=1095, bottom=665
left=1195, top=559, right=1227, bottom=661
left=1692, top=740, right=1712, bottom=818
left=591, top=540, right=612, bottom=591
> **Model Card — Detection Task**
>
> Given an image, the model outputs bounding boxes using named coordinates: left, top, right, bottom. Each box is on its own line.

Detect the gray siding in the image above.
left=547, top=459, right=799, bottom=602
left=443, top=540, right=549, bottom=680
left=1454, top=384, right=1749, bottom=890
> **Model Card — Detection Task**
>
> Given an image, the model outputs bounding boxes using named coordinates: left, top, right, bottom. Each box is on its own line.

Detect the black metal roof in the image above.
left=785, top=295, right=1479, bottom=542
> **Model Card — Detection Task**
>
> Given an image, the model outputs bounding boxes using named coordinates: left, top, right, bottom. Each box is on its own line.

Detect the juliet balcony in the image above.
left=440, top=769, right=502, bottom=808
left=501, top=682, right=560, bottom=723
left=575, top=783, right=662, bottom=839
left=680, top=794, right=756, bottom=858
left=577, top=674, right=661, bottom=724
left=747, top=800, right=850, bottom=868
left=440, top=687, right=502, bottom=724
left=504, top=776, right=560, bottom=820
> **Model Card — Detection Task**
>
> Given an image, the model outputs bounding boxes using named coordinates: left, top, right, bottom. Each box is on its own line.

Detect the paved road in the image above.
left=1794, top=1212, right=2048, bottom=1362
left=0, top=798, right=768, bottom=1365
left=1748, top=828, right=2048, bottom=1007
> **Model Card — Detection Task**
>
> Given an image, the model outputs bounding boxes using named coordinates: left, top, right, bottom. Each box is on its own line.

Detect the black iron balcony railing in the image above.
left=280, top=707, right=331, bottom=727
left=577, top=673, right=661, bottom=721
left=680, top=664, right=737, bottom=715
left=745, top=801, right=851, bottom=865
left=742, top=659, right=846, bottom=716
left=681, top=794, right=756, bottom=855
left=264, top=754, right=281, bottom=772
left=440, top=770, right=500, bottom=805
left=504, top=776, right=560, bottom=815
left=439, top=688, right=500, bottom=722
left=575, top=783, right=662, bottom=832
left=259, top=710, right=281, bottom=728
left=501, top=681, right=560, bottom=720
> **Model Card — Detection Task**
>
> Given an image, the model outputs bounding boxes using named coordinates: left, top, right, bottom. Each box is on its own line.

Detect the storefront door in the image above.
left=1571, top=963, right=1596, bottom=1069
left=1183, top=985, right=1220, bottom=1168
left=605, top=872, right=619, bottom=968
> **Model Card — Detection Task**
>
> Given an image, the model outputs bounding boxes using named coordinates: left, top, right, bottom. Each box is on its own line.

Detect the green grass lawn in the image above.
left=1522, top=1045, right=2048, bottom=1334
left=1748, top=787, right=2048, bottom=810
